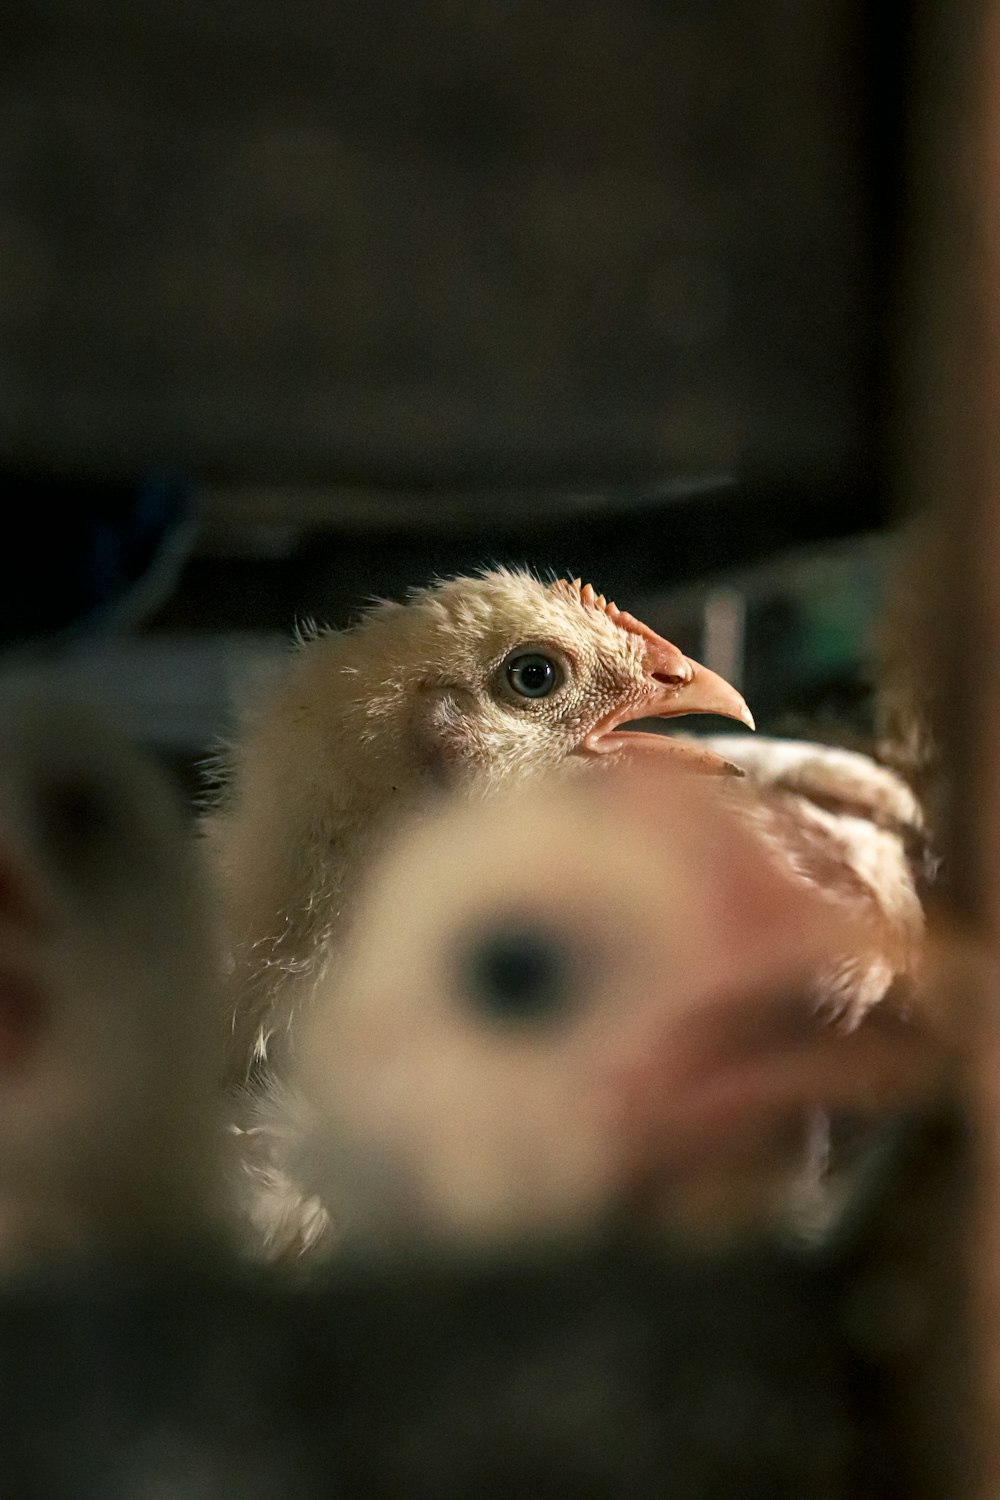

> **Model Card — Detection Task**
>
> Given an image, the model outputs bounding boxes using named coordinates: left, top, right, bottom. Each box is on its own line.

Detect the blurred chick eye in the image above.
left=37, top=777, right=117, bottom=871
left=458, top=925, right=574, bottom=1024
left=504, top=651, right=562, bottom=700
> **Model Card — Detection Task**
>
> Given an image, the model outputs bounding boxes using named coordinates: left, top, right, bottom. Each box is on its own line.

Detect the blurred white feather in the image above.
left=0, top=675, right=224, bottom=1268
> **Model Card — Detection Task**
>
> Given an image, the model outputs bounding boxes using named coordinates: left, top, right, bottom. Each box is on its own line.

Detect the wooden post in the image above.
left=895, top=6, right=1000, bottom=1495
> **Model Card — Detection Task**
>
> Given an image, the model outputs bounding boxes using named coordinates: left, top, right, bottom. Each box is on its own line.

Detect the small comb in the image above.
left=549, top=577, right=665, bottom=648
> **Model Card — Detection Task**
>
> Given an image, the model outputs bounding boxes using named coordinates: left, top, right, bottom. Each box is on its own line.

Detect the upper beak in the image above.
left=580, top=636, right=755, bottom=774
left=649, top=654, right=756, bottom=730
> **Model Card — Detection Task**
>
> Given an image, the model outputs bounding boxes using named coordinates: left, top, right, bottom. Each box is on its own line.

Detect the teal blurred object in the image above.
left=642, top=535, right=892, bottom=743
left=746, top=540, right=887, bottom=734
left=0, top=472, right=195, bottom=652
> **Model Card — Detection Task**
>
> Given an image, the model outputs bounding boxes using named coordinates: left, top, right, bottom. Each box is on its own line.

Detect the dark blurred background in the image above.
left=0, top=0, right=901, bottom=791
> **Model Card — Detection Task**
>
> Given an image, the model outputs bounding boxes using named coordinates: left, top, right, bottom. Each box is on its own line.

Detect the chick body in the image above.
left=696, top=734, right=929, bottom=1021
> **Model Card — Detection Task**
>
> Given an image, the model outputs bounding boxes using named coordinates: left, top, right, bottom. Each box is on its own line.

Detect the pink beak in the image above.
left=581, top=633, right=755, bottom=774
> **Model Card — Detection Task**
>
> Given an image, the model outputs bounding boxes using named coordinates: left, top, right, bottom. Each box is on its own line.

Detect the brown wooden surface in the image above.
left=890, top=5, right=1000, bottom=1495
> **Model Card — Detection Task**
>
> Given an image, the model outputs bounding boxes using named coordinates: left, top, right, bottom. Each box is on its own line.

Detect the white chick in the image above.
left=205, top=570, right=753, bottom=1088
left=0, top=679, right=221, bottom=1267
left=240, top=763, right=938, bottom=1260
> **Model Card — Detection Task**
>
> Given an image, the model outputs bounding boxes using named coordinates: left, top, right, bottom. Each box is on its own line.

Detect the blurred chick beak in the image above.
left=618, top=983, right=945, bottom=1222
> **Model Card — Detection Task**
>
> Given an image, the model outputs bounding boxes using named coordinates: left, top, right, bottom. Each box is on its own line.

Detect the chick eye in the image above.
left=458, top=924, right=574, bottom=1025
left=504, top=652, right=562, bottom=700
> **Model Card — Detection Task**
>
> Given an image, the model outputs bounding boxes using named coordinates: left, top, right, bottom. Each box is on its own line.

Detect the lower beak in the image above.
left=581, top=655, right=755, bottom=774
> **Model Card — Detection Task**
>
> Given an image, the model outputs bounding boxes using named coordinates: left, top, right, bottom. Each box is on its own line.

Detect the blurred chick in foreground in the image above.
left=206, top=571, right=753, bottom=1088
left=0, top=679, right=221, bottom=1269
left=240, top=764, right=944, bottom=1261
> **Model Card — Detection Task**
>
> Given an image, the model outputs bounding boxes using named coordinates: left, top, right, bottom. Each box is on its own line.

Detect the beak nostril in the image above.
left=651, top=670, right=687, bottom=688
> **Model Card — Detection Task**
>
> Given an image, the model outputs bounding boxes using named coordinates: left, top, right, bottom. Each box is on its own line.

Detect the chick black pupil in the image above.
left=461, top=927, right=572, bottom=1023
left=519, top=662, right=548, bottom=691
left=507, top=654, right=556, bottom=698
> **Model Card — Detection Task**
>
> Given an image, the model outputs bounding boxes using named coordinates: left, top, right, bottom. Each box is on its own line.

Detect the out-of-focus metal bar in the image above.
left=895, top=5, right=1000, bottom=1496
left=701, top=586, right=748, bottom=694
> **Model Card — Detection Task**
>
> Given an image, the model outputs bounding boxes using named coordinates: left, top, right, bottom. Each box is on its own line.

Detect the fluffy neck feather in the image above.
left=206, top=622, right=441, bottom=1080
